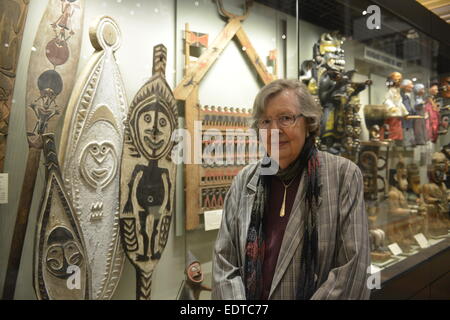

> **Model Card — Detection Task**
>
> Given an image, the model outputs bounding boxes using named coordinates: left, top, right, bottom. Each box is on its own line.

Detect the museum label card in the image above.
left=414, top=233, right=429, bottom=249
left=204, top=209, right=223, bottom=231
left=388, top=243, right=403, bottom=256
left=0, top=173, right=8, bottom=204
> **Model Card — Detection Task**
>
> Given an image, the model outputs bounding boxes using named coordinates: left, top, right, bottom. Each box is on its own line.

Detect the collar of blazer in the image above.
left=242, top=152, right=324, bottom=298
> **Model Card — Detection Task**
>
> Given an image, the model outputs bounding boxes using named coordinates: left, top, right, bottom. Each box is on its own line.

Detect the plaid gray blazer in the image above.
left=212, top=151, right=371, bottom=300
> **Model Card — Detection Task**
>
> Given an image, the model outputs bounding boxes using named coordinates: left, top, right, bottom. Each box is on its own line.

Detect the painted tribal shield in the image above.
left=120, top=44, right=178, bottom=300
left=25, top=0, right=85, bottom=149
left=59, top=16, right=127, bottom=300
left=34, top=134, right=90, bottom=300
left=2, top=0, right=85, bottom=300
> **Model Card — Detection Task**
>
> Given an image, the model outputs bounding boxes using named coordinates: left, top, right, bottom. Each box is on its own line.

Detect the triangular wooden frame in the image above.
left=174, top=13, right=275, bottom=230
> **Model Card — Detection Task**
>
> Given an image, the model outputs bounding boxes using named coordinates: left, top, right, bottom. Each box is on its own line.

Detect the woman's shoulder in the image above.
left=318, top=151, right=362, bottom=178
left=232, top=162, right=260, bottom=188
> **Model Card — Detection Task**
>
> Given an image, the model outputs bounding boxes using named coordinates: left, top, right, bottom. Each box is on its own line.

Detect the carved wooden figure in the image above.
left=3, top=0, right=84, bottom=300
left=386, top=162, right=417, bottom=251
left=0, top=0, right=29, bottom=171
left=178, top=251, right=211, bottom=300
left=421, top=152, right=450, bottom=238
left=59, top=16, right=127, bottom=300
left=120, top=44, right=178, bottom=300
left=34, top=134, right=90, bottom=300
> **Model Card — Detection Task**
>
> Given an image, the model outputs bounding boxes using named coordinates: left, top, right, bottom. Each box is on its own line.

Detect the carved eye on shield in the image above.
left=64, top=241, right=82, bottom=267
left=159, top=118, right=167, bottom=127
left=144, top=114, right=152, bottom=123
left=91, top=145, right=99, bottom=155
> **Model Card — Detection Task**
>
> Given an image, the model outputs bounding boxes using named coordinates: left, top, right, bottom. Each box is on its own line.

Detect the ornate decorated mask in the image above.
left=187, top=261, right=204, bottom=284
left=45, top=227, right=83, bottom=279
left=318, top=32, right=345, bottom=71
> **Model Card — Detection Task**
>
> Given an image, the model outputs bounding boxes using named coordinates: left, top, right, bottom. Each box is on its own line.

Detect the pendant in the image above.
left=280, top=187, right=287, bottom=217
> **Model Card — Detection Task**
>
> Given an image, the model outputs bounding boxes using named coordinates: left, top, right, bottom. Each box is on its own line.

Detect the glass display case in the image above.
left=0, top=0, right=449, bottom=300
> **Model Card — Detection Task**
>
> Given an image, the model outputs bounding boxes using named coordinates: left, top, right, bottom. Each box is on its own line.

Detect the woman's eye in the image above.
left=144, top=114, right=152, bottom=123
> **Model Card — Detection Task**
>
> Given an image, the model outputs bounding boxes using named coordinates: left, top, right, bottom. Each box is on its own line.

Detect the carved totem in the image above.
left=34, top=134, right=90, bottom=300
left=59, top=16, right=127, bottom=300
left=3, top=0, right=84, bottom=300
left=300, top=31, right=371, bottom=157
left=0, top=0, right=29, bottom=171
left=120, top=44, right=178, bottom=300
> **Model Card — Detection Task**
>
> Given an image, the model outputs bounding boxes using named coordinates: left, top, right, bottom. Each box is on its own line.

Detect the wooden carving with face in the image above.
left=422, top=152, right=450, bottom=237
left=34, top=134, right=90, bottom=300
left=0, top=0, right=29, bottom=171
left=120, top=44, right=178, bottom=300
left=25, top=0, right=84, bottom=149
left=59, top=16, right=127, bottom=300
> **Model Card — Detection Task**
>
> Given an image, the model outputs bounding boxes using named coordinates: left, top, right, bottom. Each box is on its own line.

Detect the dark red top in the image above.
left=260, top=173, right=302, bottom=300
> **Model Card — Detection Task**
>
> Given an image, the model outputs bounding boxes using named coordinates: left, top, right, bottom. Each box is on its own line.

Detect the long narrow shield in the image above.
left=0, top=0, right=29, bottom=172
left=34, top=133, right=90, bottom=300
left=2, top=0, right=84, bottom=300
left=120, top=44, right=178, bottom=300
left=59, top=16, right=127, bottom=300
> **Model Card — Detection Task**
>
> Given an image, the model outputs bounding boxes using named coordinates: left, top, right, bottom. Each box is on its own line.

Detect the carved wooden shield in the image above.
left=2, top=0, right=85, bottom=300
left=59, top=16, right=127, bottom=300
left=0, top=0, right=29, bottom=171
left=34, top=134, right=90, bottom=300
left=120, top=44, right=178, bottom=300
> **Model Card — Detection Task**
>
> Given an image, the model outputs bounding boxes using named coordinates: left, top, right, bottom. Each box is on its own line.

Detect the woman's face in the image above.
left=262, top=89, right=308, bottom=169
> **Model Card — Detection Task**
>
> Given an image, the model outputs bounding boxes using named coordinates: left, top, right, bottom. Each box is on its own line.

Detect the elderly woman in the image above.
left=212, top=79, right=370, bottom=300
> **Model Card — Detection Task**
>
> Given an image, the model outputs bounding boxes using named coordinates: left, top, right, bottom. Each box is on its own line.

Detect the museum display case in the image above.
left=0, top=0, right=449, bottom=300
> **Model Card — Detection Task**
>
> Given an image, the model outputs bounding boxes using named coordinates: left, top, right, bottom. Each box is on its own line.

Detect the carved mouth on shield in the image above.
left=144, top=135, right=164, bottom=150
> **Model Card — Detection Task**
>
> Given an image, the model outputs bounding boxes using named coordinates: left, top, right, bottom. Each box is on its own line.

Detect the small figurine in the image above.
left=178, top=251, right=211, bottom=300
left=400, top=79, right=415, bottom=147
left=386, top=161, right=417, bottom=251
left=406, top=163, right=426, bottom=235
left=369, top=124, right=381, bottom=141
left=421, top=152, right=450, bottom=237
left=439, top=76, right=450, bottom=106
left=425, top=82, right=440, bottom=143
left=369, top=228, right=391, bottom=263
left=441, top=142, right=450, bottom=189
left=380, top=72, right=409, bottom=142
left=413, top=83, right=428, bottom=145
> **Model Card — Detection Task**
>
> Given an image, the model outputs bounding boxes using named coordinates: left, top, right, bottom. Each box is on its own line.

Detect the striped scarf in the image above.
left=244, top=135, right=321, bottom=299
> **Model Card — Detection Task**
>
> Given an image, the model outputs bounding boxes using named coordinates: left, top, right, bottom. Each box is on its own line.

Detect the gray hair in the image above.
left=401, top=79, right=413, bottom=87
left=251, top=79, right=323, bottom=136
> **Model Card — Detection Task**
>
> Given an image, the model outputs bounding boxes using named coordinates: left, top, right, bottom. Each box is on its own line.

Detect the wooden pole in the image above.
left=2, top=148, right=40, bottom=299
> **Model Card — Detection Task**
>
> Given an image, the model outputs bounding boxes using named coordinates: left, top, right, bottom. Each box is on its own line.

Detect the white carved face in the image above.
left=80, top=141, right=117, bottom=190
